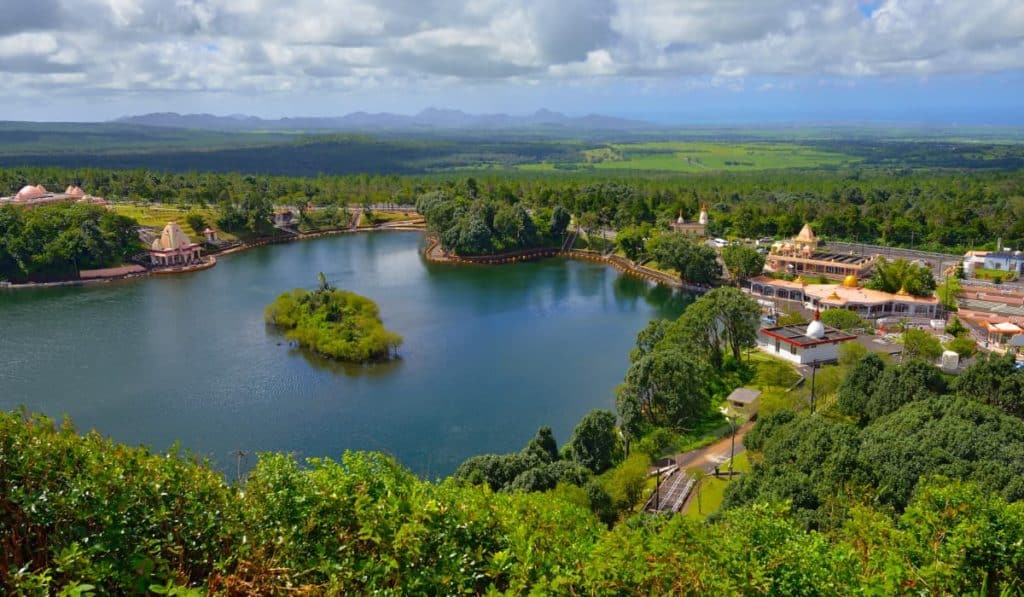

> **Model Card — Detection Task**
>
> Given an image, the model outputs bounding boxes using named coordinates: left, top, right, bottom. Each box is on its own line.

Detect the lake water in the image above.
left=0, top=232, right=689, bottom=477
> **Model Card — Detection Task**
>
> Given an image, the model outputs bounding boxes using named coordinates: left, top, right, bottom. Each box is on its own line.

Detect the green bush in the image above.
left=945, top=336, right=976, bottom=357
left=0, top=411, right=240, bottom=594
left=819, top=308, right=866, bottom=331
left=265, top=275, right=402, bottom=362
left=5, top=409, right=1024, bottom=594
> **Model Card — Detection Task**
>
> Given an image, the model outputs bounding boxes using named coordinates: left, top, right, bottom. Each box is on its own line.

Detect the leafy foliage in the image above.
left=721, top=244, right=765, bottom=285
left=865, top=258, right=937, bottom=297
left=819, top=308, right=865, bottom=331
left=0, top=203, right=140, bottom=282
left=567, top=410, right=623, bottom=474
left=6, top=399, right=1024, bottom=594
left=264, top=275, right=402, bottom=362
left=646, top=232, right=721, bottom=284
left=900, top=328, right=943, bottom=362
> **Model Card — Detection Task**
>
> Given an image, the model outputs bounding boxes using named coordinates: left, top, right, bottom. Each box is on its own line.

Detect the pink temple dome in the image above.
left=15, top=185, right=43, bottom=200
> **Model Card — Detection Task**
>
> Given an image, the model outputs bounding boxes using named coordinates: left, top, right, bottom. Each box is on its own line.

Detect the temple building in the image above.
left=757, top=309, right=857, bottom=365
left=150, top=222, right=202, bottom=267
left=0, top=184, right=107, bottom=208
left=766, top=223, right=876, bottom=280
left=749, top=274, right=939, bottom=319
left=670, top=204, right=708, bottom=237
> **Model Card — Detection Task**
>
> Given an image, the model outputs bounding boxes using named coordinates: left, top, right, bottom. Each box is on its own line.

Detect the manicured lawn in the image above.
left=683, top=452, right=751, bottom=521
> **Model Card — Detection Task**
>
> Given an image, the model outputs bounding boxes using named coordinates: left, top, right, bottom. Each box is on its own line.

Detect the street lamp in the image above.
left=719, top=407, right=739, bottom=479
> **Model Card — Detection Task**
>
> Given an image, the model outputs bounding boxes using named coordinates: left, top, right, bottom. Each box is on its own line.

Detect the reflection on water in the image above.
left=0, top=232, right=689, bottom=476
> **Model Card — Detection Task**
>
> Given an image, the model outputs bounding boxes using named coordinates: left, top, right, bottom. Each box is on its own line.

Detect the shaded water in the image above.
left=0, top=232, right=689, bottom=477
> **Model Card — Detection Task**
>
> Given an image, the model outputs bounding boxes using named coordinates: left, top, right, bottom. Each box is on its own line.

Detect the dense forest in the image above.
left=0, top=203, right=140, bottom=282
left=3, top=165, right=1023, bottom=254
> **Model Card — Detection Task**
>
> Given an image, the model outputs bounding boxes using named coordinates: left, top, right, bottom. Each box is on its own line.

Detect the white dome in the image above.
left=151, top=238, right=163, bottom=251
left=806, top=309, right=825, bottom=339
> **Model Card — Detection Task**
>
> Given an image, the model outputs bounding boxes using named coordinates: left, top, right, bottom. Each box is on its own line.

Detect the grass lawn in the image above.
left=683, top=451, right=751, bottom=521
left=520, top=142, right=859, bottom=173
left=110, top=203, right=287, bottom=242
left=972, top=267, right=1017, bottom=282
left=358, top=210, right=419, bottom=227
left=110, top=203, right=243, bottom=242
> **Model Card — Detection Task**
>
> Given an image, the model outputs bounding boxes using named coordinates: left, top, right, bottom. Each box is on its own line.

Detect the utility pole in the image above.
left=232, top=449, right=248, bottom=484
left=809, top=361, right=818, bottom=414
left=728, top=414, right=737, bottom=479
left=654, top=467, right=661, bottom=511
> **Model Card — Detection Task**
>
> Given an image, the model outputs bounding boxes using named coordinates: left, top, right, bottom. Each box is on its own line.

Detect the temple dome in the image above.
left=151, top=238, right=163, bottom=251
left=676, top=211, right=685, bottom=224
left=65, top=185, right=85, bottom=196
left=15, top=185, right=43, bottom=200
left=806, top=309, right=825, bottom=340
left=155, top=222, right=193, bottom=250
left=795, top=223, right=817, bottom=243
left=842, top=274, right=859, bottom=288
left=698, top=203, right=708, bottom=225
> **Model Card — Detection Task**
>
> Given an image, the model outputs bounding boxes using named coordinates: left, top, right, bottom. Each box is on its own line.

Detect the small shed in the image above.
left=726, top=388, right=762, bottom=417
left=941, top=350, right=960, bottom=373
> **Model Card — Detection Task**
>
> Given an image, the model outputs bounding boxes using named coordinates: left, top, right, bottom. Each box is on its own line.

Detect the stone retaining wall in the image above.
left=423, top=236, right=705, bottom=291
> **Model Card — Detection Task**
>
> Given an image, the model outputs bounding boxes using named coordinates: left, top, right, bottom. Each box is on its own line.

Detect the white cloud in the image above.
left=0, top=0, right=1021, bottom=107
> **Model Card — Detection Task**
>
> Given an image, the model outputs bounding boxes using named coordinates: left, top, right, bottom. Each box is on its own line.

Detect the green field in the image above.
left=521, top=141, right=860, bottom=173
left=109, top=203, right=244, bottom=242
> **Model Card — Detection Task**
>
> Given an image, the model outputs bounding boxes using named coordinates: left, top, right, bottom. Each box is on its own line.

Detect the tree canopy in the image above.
left=264, top=275, right=402, bottom=362
left=0, top=203, right=140, bottom=282
left=865, top=258, right=937, bottom=297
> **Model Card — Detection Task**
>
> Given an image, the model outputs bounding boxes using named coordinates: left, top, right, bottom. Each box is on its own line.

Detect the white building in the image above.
left=963, top=249, right=1024, bottom=278
left=757, top=310, right=857, bottom=365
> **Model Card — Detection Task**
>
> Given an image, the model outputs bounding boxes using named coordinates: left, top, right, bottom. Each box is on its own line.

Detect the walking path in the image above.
left=645, top=421, right=754, bottom=514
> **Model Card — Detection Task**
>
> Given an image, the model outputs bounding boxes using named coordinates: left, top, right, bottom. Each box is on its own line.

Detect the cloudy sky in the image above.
left=3, top=0, right=1023, bottom=123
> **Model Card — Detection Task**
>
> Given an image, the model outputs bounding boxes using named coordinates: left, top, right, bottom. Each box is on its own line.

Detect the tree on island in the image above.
left=265, top=273, right=402, bottom=362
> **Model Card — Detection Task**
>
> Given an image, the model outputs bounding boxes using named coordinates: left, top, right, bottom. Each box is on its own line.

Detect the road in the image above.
left=646, top=421, right=753, bottom=513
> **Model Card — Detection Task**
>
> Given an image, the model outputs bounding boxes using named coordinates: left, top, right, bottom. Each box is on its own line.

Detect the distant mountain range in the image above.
left=114, top=109, right=654, bottom=133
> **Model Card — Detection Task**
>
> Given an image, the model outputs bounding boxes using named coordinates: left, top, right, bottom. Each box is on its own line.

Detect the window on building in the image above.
left=790, top=343, right=797, bottom=355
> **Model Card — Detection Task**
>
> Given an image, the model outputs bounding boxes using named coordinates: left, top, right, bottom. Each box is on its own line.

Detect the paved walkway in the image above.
left=669, top=421, right=753, bottom=473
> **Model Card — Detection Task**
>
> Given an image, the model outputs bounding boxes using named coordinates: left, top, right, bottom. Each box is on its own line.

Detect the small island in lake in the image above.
left=265, top=273, right=402, bottom=362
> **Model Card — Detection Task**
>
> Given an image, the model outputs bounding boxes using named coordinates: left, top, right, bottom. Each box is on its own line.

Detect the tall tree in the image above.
left=647, top=233, right=721, bottom=284
left=866, top=258, right=936, bottom=297
left=705, top=287, right=761, bottom=361
left=567, top=410, right=622, bottom=474
left=721, top=244, right=766, bottom=286
left=616, top=348, right=712, bottom=438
